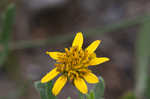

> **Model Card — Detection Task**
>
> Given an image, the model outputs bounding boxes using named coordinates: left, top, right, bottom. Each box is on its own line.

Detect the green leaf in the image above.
left=93, top=76, right=105, bottom=99
left=34, top=81, right=56, bottom=99
left=0, top=4, right=15, bottom=67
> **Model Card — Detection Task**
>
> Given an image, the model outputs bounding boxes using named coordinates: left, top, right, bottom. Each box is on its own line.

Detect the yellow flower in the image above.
left=41, top=32, right=110, bottom=96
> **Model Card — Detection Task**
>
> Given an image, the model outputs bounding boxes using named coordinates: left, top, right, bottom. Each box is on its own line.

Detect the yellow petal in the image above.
left=74, top=77, right=88, bottom=94
left=72, top=32, right=83, bottom=49
left=90, top=57, right=110, bottom=66
left=86, top=40, right=101, bottom=54
left=83, top=72, right=99, bottom=84
left=41, top=68, right=59, bottom=83
left=46, top=51, right=64, bottom=60
left=52, top=75, right=67, bottom=96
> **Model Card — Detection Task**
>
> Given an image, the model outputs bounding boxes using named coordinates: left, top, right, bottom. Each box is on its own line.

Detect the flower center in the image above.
left=55, top=46, right=95, bottom=81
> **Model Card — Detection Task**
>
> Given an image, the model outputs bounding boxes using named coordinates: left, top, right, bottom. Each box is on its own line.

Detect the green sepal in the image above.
left=93, top=76, right=105, bottom=99
left=86, top=90, right=95, bottom=99
left=34, top=81, right=56, bottom=99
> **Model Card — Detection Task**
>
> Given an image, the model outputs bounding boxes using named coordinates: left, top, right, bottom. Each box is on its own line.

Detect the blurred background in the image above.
left=0, top=0, right=150, bottom=99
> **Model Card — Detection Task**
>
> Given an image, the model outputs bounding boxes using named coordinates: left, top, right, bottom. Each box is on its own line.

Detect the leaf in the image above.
left=0, top=4, right=15, bottom=67
left=34, top=81, right=56, bottom=99
left=93, top=76, right=105, bottom=99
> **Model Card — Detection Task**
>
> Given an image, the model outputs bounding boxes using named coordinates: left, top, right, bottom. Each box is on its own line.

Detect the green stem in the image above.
left=135, top=20, right=150, bottom=99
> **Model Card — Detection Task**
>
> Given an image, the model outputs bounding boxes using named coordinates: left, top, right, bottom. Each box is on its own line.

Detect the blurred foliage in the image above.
left=121, top=91, right=136, bottom=99
left=135, top=17, right=150, bottom=99
left=67, top=97, right=71, bottom=99
left=145, top=78, right=150, bottom=99
left=34, top=81, right=57, bottom=99
left=9, top=14, right=150, bottom=50
left=0, top=0, right=8, bottom=8
left=122, top=13, right=150, bottom=99
left=0, top=4, right=15, bottom=67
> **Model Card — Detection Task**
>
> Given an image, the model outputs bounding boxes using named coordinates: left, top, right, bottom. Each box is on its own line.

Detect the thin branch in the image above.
left=9, top=14, right=150, bottom=50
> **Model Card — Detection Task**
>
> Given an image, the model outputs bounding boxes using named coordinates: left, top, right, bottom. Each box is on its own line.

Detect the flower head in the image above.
left=41, top=32, right=109, bottom=96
